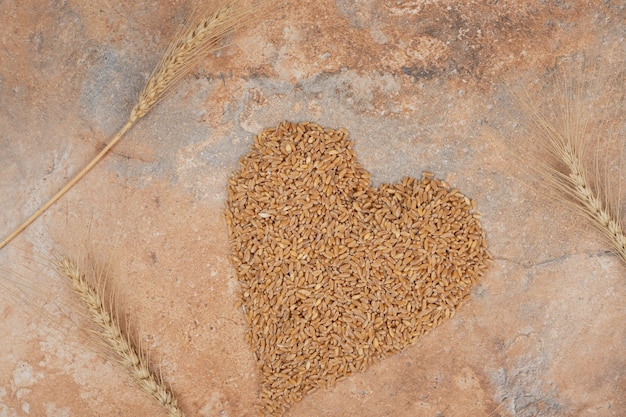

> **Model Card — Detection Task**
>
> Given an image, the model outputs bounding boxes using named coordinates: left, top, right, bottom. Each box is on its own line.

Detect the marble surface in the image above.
left=0, top=0, right=624, bottom=416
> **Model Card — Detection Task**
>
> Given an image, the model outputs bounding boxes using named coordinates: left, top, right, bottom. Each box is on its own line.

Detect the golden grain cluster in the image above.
left=225, top=121, right=490, bottom=416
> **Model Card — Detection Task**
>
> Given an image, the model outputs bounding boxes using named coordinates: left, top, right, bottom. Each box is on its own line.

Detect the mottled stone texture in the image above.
left=0, top=1, right=624, bottom=416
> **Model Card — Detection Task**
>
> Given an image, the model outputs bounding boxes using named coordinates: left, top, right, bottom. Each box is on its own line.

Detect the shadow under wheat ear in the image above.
left=59, top=255, right=185, bottom=417
left=517, top=66, right=626, bottom=264
left=0, top=0, right=270, bottom=250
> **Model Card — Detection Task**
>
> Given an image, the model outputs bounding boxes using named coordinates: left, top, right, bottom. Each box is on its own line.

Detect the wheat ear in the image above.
left=0, top=0, right=268, bottom=250
left=519, top=70, right=626, bottom=264
left=59, top=255, right=185, bottom=417
left=131, top=1, right=240, bottom=120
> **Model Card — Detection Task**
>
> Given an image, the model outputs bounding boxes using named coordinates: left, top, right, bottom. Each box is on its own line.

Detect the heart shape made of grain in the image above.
left=225, top=121, right=490, bottom=416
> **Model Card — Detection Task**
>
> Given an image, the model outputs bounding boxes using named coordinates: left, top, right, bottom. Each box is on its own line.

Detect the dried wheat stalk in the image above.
left=59, top=255, right=185, bottom=417
left=0, top=0, right=271, bottom=250
left=517, top=62, right=626, bottom=264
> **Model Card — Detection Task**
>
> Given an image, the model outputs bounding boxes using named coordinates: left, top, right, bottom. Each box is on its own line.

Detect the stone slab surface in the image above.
left=0, top=1, right=624, bottom=416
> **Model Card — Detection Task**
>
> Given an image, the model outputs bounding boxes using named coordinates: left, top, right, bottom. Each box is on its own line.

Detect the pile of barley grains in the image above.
left=224, top=121, right=490, bottom=416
